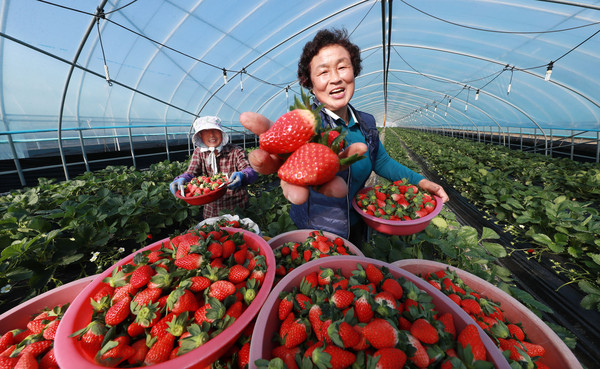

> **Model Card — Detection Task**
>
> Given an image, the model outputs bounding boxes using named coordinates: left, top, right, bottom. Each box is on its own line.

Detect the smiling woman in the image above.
left=242, top=28, right=448, bottom=244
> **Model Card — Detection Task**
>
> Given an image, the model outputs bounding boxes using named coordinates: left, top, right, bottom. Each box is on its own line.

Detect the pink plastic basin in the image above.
left=176, top=184, right=227, bottom=206
left=352, top=186, right=443, bottom=235
left=0, top=275, right=97, bottom=333
left=55, top=228, right=275, bottom=369
left=393, top=259, right=583, bottom=369
left=249, top=255, right=510, bottom=369
left=267, top=229, right=364, bottom=257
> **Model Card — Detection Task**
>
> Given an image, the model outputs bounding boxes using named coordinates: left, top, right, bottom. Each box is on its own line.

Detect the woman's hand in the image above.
left=240, top=112, right=367, bottom=204
left=418, top=178, right=450, bottom=203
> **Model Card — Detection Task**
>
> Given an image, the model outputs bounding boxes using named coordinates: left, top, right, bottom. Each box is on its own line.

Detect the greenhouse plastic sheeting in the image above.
left=1, top=0, right=600, bottom=161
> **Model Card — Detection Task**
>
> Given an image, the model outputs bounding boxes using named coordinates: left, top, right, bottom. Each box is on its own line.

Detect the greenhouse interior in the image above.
left=1, top=0, right=599, bottom=368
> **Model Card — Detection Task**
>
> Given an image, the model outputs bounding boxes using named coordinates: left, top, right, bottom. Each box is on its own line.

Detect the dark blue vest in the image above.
left=288, top=105, right=379, bottom=238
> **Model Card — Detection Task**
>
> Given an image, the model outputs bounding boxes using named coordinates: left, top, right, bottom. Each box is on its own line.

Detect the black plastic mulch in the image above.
left=402, top=141, right=600, bottom=369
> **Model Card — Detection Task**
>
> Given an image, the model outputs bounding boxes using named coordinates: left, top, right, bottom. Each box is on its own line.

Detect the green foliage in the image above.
left=390, top=127, right=600, bottom=313
left=0, top=161, right=198, bottom=310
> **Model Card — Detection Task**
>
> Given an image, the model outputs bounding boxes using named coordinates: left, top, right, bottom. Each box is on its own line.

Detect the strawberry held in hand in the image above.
left=259, top=89, right=320, bottom=155
left=278, top=132, right=363, bottom=186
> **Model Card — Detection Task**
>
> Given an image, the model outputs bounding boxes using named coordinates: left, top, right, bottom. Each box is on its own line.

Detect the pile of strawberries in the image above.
left=258, top=90, right=363, bottom=186
left=183, top=173, right=228, bottom=197
left=255, top=262, right=495, bottom=369
left=272, top=231, right=356, bottom=284
left=421, top=268, right=549, bottom=369
left=69, top=225, right=268, bottom=367
left=355, top=180, right=438, bottom=221
left=0, top=304, right=67, bottom=368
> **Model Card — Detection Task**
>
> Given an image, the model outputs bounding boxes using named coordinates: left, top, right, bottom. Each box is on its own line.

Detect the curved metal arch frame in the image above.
left=355, top=68, right=544, bottom=147
left=355, top=71, right=505, bottom=134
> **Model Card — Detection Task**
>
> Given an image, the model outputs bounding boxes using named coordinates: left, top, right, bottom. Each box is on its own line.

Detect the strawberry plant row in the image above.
left=0, top=159, right=294, bottom=314
left=388, top=128, right=600, bottom=313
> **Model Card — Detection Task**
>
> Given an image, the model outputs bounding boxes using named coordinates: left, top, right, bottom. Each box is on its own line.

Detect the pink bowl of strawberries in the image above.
left=176, top=173, right=228, bottom=206
left=249, top=255, right=510, bottom=369
left=54, top=226, right=275, bottom=368
left=393, top=259, right=583, bottom=369
left=353, top=181, right=443, bottom=235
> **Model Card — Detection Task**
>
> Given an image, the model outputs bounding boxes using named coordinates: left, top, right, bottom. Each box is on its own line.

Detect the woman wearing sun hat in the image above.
left=169, top=116, right=258, bottom=219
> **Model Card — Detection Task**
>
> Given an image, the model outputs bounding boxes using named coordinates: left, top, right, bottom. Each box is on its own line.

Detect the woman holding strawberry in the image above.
left=241, top=28, right=448, bottom=242
left=169, top=116, right=257, bottom=219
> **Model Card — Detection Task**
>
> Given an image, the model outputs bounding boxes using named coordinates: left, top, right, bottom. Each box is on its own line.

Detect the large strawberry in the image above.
left=278, top=142, right=363, bottom=186
left=259, top=89, right=321, bottom=154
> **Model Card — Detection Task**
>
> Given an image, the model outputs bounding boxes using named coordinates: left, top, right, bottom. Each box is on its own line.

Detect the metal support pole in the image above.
left=7, top=133, right=26, bottom=187
left=520, top=128, right=523, bottom=151
left=534, top=128, right=537, bottom=154
left=128, top=127, right=136, bottom=167
left=571, top=129, right=575, bottom=160
left=164, top=126, right=170, bottom=162
left=549, top=129, right=553, bottom=158
left=57, top=0, right=109, bottom=181
left=596, top=131, right=600, bottom=163
left=78, top=129, right=90, bottom=172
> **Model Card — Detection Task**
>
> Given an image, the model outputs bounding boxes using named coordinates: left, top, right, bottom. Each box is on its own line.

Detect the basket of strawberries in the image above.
left=267, top=229, right=363, bottom=285
left=54, top=226, right=275, bottom=368
left=249, top=255, right=510, bottom=369
left=175, top=173, right=228, bottom=206
left=0, top=275, right=96, bottom=368
left=392, top=259, right=583, bottom=369
left=353, top=180, right=443, bottom=235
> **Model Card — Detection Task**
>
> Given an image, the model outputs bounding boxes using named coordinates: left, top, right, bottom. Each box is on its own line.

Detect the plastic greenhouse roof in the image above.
left=1, top=0, right=600, bottom=161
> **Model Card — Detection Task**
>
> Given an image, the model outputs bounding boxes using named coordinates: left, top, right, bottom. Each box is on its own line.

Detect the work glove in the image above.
left=228, top=172, right=244, bottom=190
left=169, top=177, right=188, bottom=196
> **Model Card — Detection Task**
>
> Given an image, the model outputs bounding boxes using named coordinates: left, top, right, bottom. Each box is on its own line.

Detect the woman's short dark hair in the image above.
left=297, top=28, right=362, bottom=90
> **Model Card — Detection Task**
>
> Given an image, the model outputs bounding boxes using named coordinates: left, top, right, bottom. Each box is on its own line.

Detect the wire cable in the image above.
left=400, top=0, right=600, bottom=34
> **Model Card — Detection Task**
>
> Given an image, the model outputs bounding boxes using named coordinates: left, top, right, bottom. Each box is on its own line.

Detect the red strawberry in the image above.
left=96, top=340, right=135, bottom=367
left=174, top=253, right=204, bottom=270
left=457, top=324, right=487, bottom=362
left=283, top=319, right=308, bottom=349
left=39, top=347, right=58, bottom=369
left=14, top=352, right=38, bottom=369
left=438, top=312, right=456, bottom=338
left=105, top=295, right=131, bottom=326
left=365, top=264, right=384, bottom=285
left=42, top=320, right=59, bottom=341
left=278, top=143, right=346, bottom=186
left=354, top=295, right=374, bottom=323
left=308, top=304, right=323, bottom=341
left=406, top=333, right=429, bottom=368
left=381, top=278, right=403, bottom=300
left=498, top=338, right=545, bottom=360
left=129, top=265, right=155, bottom=289
left=70, top=320, right=107, bottom=359
left=238, top=341, right=250, bottom=369
left=278, top=294, right=294, bottom=321
left=127, top=339, right=149, bottom=366
left=259, top=90, right=319, bottom=154
left=0, top=357, right=19, bottom=368
left=330, top=289, right=354, bottom=309
left=144, top=333, right=175, bottom=365
left=507, top=324, right=525, bottom=341
left=167, top=289, right=199, bottom=314
left=311, top=344, right=356, bottom=369
left=461, top=298, right=482, bottom=315
left=0, top=332, right=14, bottom=353
left=373, top=347, right=407, bottom=369
left=208, top=280, right=236, bottom=301
left=228, top=265, right=250, bottom=284
left=363, top=319, right=398, bottom=349
left=335, top=322, right=361, bottom=348
left=272, top=345, right=300, bottom=369
left=410, top=318, right=439, bottom=344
